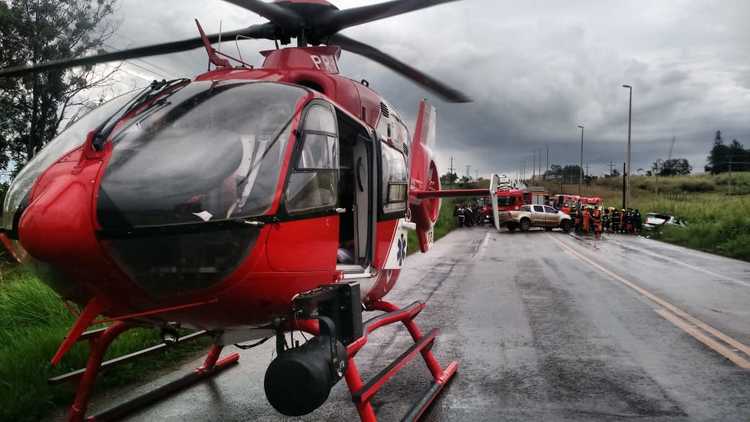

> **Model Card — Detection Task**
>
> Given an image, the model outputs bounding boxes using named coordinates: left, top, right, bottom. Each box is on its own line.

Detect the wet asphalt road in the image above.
left=94, top=227, right=750, bottom=421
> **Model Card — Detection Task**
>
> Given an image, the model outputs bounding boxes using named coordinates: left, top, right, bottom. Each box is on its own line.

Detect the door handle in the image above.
left=335, top=208, right=347, bottom=214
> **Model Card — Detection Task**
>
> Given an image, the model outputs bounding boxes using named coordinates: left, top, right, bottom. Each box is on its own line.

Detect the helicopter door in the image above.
left=353, top=136, right=373, bottom=264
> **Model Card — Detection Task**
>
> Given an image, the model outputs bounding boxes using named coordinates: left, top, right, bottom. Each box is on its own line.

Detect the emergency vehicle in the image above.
left=555, top=194, right=580, bottom=215
left=496, top=188, right=525, bottom=211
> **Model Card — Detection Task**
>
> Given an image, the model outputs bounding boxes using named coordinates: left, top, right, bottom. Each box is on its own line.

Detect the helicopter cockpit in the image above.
left=97, top=80, right=305, bottom=229
left=93, top=80, right=310, bottom=296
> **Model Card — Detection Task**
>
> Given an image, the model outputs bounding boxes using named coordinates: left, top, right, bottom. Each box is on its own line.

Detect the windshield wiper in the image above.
left=91, top=78, right=191, bottom=150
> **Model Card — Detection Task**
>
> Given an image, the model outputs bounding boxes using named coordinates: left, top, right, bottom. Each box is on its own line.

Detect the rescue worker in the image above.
left=592, top=206, right=603, bottom=240
left=619, top=209, right=626, bottom=233
left=602, top=207, right=610, bottom=232
left=574, top=203, right=583, bottom=233
left=582, top=206, right=591, bottom=235
left=633, top=209, right=642, bottom=234
left=611, top=208, right=620, bottom=233
left=625, top=208, right=633, bottom=234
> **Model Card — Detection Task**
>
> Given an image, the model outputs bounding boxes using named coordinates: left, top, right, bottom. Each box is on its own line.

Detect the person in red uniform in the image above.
left=582, top=206, right=591, bottom=235
left=592, top=206, right=602, bottom=240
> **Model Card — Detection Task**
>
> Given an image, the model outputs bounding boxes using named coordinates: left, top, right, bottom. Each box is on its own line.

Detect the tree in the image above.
left=440, top=172, right=458, bottom=186
left=706, top=131, right=750, bottom=173
left=657, top=158, right=692, bottom=176
left=544, top=164, right=562, bottom=180
left=0, top=0, right=118, bottom=174
left=561, top=165, right=582, bottom=184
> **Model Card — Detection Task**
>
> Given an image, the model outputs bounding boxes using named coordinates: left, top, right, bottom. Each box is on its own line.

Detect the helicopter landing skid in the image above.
left=59, top=321, right=239, bottom=422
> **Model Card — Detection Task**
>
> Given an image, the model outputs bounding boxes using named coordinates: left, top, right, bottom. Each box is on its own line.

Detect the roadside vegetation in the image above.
left=0, top=265, right=209, bottom=422
left=543, top=173, right=750, bottom=261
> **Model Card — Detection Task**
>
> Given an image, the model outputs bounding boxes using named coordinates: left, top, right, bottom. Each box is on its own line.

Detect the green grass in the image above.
left=542, top=173, right=750, bottom=261
left=0, top=268, right=210, bottom=422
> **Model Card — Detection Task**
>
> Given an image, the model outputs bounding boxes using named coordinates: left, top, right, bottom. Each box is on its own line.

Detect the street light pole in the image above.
left=577, top=124, right=584, bottom=195
left=622, top=84, right=632, bottom=209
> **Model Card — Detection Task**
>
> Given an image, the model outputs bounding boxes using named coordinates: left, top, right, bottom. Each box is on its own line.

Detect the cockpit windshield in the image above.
left=97, top=81, right=307, bottom=229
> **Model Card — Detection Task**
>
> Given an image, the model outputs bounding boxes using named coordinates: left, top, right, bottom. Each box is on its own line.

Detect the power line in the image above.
left=103, top=43, right=170, bottom=79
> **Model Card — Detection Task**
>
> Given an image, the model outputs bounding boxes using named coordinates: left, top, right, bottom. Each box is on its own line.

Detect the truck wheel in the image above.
left=520, top=218, right=530, bottom=232
left=560, top=220, right=571, bottom=233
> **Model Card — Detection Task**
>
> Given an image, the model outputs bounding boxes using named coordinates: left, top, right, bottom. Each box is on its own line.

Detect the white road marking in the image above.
left=550, top=234, right=750, bottom=369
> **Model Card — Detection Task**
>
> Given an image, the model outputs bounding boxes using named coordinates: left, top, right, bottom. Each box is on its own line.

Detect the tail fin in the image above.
left=409, top=100, right=440, bottom=252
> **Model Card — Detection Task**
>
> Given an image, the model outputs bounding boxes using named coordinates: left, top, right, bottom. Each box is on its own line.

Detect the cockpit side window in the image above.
left=285, top=102, right=339, bottom=214
left=380, top=141, right=408, bottom=215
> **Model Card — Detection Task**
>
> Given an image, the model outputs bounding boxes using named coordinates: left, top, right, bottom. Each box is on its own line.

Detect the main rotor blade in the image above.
left=222, top=0, right=302, bottom=30
left=316, top=0, right=459, bottom=33
left=328, top=33, right=470, bottom=103
left=0, top=24, right=275, bottom=78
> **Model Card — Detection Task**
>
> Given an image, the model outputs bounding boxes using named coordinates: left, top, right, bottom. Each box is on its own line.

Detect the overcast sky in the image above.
left=101, top=0, right=750, bottom=178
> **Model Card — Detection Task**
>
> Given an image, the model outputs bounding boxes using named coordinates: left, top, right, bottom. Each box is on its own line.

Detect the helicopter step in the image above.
left=284, top=294, right=458, bottom=422
left=351, top=328, right=438, bottom=404
left=351, top=300, right=458, bottom=422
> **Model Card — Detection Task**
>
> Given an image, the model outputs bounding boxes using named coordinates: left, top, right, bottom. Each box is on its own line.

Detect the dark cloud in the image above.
left=102, top=0, right=750, bottom=177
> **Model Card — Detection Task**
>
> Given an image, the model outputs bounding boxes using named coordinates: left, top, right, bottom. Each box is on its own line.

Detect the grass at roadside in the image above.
left=543, top=173, right=750, bottom=261
left=0, top=268, right=210, bottom=422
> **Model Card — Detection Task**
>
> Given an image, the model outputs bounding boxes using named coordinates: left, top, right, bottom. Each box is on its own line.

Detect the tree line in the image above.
left=705, top=130, right=750, bottom=174
left=0, top=0, right=118, bottom=177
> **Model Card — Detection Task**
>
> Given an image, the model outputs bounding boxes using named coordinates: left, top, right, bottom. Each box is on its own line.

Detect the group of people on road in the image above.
left=454, top=202, right=490, bottom=227
left=573, top=205, right=642, bottom=239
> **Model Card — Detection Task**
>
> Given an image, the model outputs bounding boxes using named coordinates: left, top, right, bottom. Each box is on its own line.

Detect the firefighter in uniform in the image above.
left=624, top=209, right=633, bottom=234
left=610, top=208, right=618, bottom=233
left=602, top=207, right=610, bottom=233
left=592, top=206, right=603, bottom=240
left=574, top=203, right=583, bottom=233
left=582, top=206, right=591, bottom=235
left=634, top=209, right=643, bottom=234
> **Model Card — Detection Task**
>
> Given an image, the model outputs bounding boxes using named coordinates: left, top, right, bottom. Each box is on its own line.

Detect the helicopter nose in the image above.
left=18, top=166, right=100, bottom=263
left=15, top=159, right=112, bottom=305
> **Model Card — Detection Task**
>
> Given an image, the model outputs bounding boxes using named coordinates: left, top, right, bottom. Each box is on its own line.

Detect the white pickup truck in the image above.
left=497, top=204, right=572, bottom=232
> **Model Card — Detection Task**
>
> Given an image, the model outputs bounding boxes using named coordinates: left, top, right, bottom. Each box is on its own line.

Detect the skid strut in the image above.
left=57, top=322, right=238, bottom=422
left=294, top=299, right=458, bottom=421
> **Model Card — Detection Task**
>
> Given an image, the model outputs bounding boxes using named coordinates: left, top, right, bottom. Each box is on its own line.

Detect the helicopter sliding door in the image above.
left=353, top=136, right=373, bottom=265
left=335, top=112, right=374, bottom=273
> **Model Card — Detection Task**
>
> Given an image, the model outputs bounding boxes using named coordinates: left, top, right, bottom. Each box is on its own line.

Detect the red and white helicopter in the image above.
left=0, top=1, right=497, bottom=420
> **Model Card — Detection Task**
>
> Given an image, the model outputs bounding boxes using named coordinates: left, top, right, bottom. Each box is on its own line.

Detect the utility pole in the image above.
left=578, top=124, right=584, bottom=195
left=609, top=161, right=614, bottom=176
left=448, top=156, right=455, bottom=175
left=622, top=84, right=633, bottom=209
left=622, top=162, right=626, bottom=209
left=729, top=154, right=733, bottom=195
left=532, top=153, right=536, bottom=180
left=546, top=146, right=549, bottom=173
left=538, top=149, right=542, bottom=179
